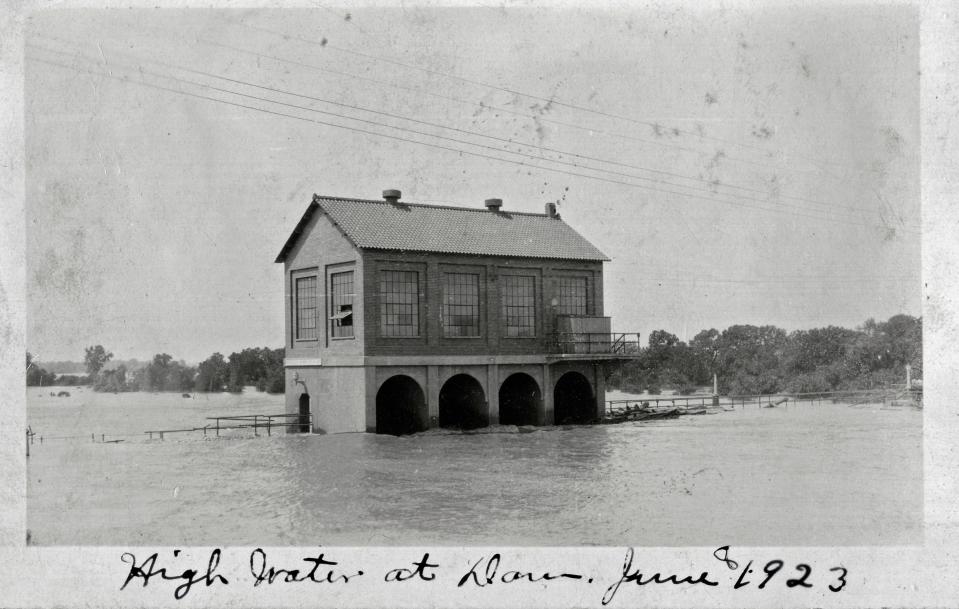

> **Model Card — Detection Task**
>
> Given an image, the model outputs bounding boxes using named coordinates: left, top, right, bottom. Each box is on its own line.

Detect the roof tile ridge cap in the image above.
left=399, top=202, right=549, bottom=216
left=314, top=194, right=563, bottom=218
left=329, top=198, right=553, bottom=217
left=314, top=194, right=389, bottom=205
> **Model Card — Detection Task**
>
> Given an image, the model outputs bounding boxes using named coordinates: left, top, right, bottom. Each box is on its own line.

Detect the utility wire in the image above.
left=27, top=51, right=919, bottom=235
left=629, top=276, right=916, bottom=285
left=35, top=35, right=881, bottom=218
left=53, top=23, right=876, bottom=190
left=238, top=18, right=884, bottom=178
left=197, top=39, right=839, bottom=180
left=205, top=34, right=875, bottom=186
left=34, top=40, right=912, bottom=229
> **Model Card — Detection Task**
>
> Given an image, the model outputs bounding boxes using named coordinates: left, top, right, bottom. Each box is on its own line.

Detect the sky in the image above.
left=23, top=4, right=921, bottom=364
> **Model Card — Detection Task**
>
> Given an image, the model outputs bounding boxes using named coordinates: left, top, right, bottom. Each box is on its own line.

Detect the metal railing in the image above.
left=204, top=413, right=312, bottom=438
left=549, top=332, right=642, bottom=355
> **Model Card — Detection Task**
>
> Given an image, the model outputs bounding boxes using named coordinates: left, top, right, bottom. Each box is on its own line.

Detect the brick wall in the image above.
left=283, top=210, right=364, bottom=360
left=361, top=250, right=603, bottom=357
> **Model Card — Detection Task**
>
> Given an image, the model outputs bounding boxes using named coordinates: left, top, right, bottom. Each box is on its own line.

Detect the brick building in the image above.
left=275, top=190, right=639, bottom=434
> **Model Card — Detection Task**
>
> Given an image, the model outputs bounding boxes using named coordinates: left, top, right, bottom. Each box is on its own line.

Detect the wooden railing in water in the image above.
left=145, top=413, right=313, bottom=440
left=606, top=387, right=915, bottom=414
left=26, top=413, right=313, bottom=449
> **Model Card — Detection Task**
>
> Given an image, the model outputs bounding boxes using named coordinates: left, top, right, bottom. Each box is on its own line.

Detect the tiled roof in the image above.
left=275, top=195, right=609, bottom=262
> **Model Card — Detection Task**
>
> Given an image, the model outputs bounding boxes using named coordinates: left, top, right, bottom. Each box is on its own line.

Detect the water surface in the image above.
left=27, top=389, right=922, bottom=546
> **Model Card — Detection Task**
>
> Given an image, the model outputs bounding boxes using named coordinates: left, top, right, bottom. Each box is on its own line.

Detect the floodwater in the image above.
left=26, top=388, right=922, bottom=546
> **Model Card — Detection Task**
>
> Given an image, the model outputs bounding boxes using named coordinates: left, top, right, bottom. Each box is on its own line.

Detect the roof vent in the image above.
left=485, top=198, right=503, bottom=212
left=545, top=201, right=561, bottom=219
left=383, top=189, right=402, bottom=204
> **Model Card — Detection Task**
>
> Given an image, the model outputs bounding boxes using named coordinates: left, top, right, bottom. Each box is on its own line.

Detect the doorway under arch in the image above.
left=553, top=372, right=595, bottom=424
left=439, top=374, right=488, bottom=430
left=298, top=393, right=311, bottom=433
left=376, top=375, right=428, bottom=435
left=498, top=373, right=541, bottom=426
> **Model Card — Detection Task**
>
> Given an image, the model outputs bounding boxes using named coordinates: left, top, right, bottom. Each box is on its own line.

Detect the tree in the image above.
left=146, top=353, right=173, bottom=391
left=94, top=365, right=127, bottom=392
left=25, top=352, right=56, bottom=387
left=607, top=315, right=921, bottom=396
left=689, top=328, right=721, bottom=385
left=84, top=345, right=113, bottom=377
left=195, top=352, right=229, bottom=392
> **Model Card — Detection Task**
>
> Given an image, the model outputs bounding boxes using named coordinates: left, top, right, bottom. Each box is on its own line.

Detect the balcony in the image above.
left=548, top=316, right=642, bottom=358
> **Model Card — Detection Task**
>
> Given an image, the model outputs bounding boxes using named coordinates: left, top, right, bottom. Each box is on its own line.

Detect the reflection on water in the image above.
left=27, top=391, right=921, bottom=546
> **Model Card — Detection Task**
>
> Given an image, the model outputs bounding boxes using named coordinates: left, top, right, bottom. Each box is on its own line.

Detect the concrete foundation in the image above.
left=285, top=358, right=606, bottom=434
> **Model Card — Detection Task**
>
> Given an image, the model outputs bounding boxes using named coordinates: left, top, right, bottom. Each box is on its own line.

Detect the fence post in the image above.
left=267, top=417, right=272, bottom=436
left=254, top=415, right=258, bottom=437
left=216, top=418, right=220, bottom=437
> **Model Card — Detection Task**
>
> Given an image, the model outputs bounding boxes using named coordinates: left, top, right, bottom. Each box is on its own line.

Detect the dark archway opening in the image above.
left=298, top=393, right=311, bottom=433
left=499, top=373, right=541, bottom=426
left=439, top=374, right=488, bottom=430
left=554, top=372, right=595, bottom=424
left=376, top=375, right=428, bottom=435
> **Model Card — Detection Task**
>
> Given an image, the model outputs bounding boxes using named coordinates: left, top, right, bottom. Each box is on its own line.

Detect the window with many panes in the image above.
left=329, top=270, right=354, bottom=338
left=443, top=273, right=480, bottom=337
left=380, top=270, right=419, bottom=337
left=295, top=275, right=318, bottom=340
left=502, top=275, right=536, bottom=337
left=557, top=276, right=588, bottom=316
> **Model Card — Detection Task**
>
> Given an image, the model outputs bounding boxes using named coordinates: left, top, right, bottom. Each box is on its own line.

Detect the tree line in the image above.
left=26, top=345, right=285, bottom=394
left=608, top=314, right=921, bottom=396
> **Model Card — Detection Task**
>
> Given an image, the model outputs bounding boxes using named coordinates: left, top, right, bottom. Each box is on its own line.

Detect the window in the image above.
left=502, top=275, right=536, bottom=337
left=330, top=271, right=354, bottom=338
left=557, top=276, right=588, bottom=316
left=295, top=275, right=318, bottom=340
left=380, top=270, right=419, bottom=337
left=443, top=273, right=480, bottom=337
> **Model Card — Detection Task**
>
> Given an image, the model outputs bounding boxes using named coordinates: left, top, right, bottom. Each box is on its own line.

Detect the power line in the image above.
left=27, top=51, right=919, bottom=235
left=31, top=47, right=919, bottom=236
left=237, top=17, right=884, bottom=178
left=198, top=38, right=845, bottom=182
left=35, top=36, right=882, bottom=219
left=34, top=39, right=914, bottom=230
left=627, top=276, right=917, bottom=285
left=64, top=22, right=879, bottom=191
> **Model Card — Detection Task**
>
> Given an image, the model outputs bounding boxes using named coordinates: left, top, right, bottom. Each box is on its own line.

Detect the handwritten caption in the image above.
left=120, top=545, right=848, bottom=604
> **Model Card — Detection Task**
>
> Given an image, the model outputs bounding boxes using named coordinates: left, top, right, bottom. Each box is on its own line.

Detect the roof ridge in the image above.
left=314, top=194, right=555, bottom=218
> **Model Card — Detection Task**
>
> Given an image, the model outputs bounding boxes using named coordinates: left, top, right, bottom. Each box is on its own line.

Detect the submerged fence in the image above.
left=606, top=387, right=921, bottom=415
left=26, top=412, right=311, bottom=453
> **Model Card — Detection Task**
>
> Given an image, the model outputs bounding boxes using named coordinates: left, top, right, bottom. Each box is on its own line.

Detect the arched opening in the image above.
left=439, top=374, right=488, bottom=430
left=298, top=393, right=311, bottom=433
left=554, top=372, right=595, bottom=424
left=499, top=373, right=541, bottom=426
left=376, top=375, right=428, bottom=435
